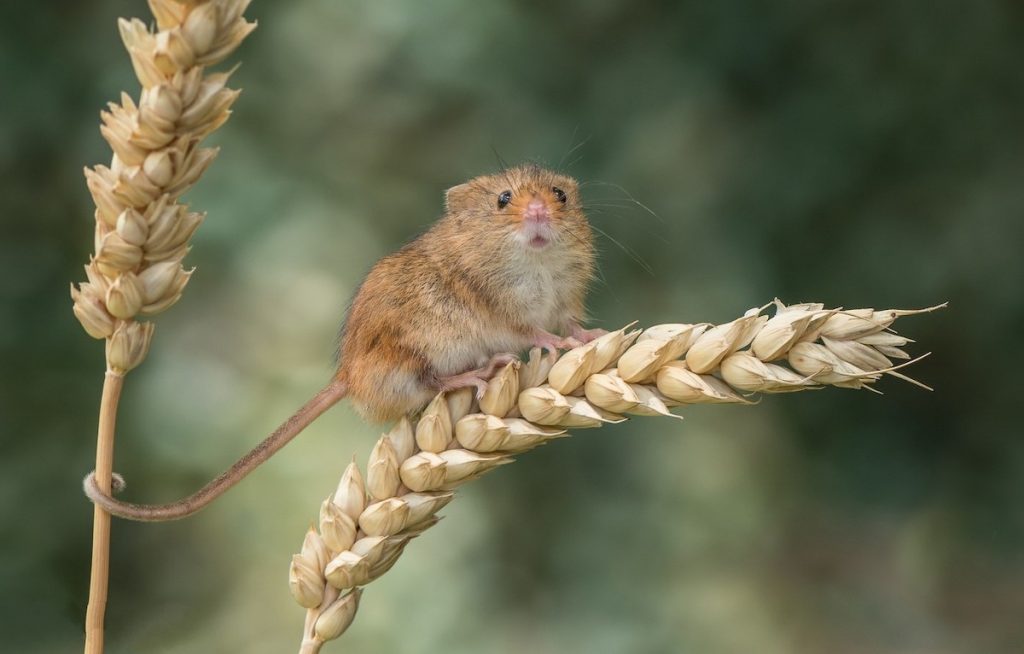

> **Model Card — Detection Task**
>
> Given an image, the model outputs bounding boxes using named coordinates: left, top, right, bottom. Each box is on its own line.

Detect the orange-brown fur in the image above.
left=338, top=165, right=595, bottom=422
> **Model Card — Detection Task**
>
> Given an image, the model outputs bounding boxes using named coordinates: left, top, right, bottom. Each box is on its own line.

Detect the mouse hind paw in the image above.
left=481, top=352, right=519, bottom=377
left=438, top=371, right=490, bottom=399
left=437, top=352, right=520, bottom=400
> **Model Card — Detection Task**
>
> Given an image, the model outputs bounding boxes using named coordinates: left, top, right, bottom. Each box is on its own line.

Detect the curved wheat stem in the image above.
left=288, top=299, right=945, bottom=651
left=73, top=2, right=254, bottom=651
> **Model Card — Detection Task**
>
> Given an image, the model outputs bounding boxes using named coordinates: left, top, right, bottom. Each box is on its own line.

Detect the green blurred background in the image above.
left=2, top=0, right=1022, bottom=652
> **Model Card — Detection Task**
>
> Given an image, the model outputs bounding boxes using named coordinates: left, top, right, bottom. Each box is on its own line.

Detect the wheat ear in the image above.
left=289, top=299, right=945, bottom=652
left=72, top=2, right=254, bottom=651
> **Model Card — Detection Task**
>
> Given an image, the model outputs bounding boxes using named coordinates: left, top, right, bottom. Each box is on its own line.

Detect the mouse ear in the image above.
left=444, top=183, right=474, bottom=213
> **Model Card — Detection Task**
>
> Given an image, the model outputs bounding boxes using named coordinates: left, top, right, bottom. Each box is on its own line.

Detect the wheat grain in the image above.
left=289, top=299, right=945, bottom=651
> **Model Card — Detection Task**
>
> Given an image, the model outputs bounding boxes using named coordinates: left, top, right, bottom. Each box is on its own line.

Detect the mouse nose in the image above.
left=524, top=197, right=550, bottom=224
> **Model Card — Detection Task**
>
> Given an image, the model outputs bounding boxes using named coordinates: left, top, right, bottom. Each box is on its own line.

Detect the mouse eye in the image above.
left=497, top=190, right=512, bottom=209
left=552, top=187, right=567, bottom=204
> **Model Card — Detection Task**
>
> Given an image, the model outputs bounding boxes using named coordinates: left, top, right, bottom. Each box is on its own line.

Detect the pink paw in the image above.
left=481, top=352, right=519, bottom=378
left=532, top=331, right=582, bottom=355
left=439, top=353, right=520, bottom=400
left=440, top=374, right=490, bottom=399
left=570, top=325, right=609, bottom=344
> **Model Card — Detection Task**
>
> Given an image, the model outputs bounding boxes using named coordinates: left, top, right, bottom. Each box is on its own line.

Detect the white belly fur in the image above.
left=506, top=248, right=570, bottom=330
left=425, top=249, right=572, bottom=378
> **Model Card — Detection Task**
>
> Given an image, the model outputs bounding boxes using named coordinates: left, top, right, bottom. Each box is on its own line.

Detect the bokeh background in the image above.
left=3, top=0, right=1022, bottom=652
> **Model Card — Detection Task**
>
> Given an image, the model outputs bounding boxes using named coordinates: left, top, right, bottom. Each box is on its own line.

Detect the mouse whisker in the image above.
left=579, top=180, right=665, bottom=225
left=558, top=124, right=579, bottom=168
left=587, top=222, right=655, bottom=276
left=558, top=225, right=613, bottom=296
left=565, top=153, right=587, bottom=171
left=558, top=128, right=592, bottom=171
left=580, top=204, right=673, bottom=247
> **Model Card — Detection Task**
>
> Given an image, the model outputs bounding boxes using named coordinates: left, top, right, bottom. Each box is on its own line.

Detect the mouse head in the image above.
left=444, top=164, right=589, bottom=252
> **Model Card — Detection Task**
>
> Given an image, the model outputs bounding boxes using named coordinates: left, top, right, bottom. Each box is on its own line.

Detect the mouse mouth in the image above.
left=520, top=223, right=554, bottom=250
left=528, top=234, right=550, bottom=248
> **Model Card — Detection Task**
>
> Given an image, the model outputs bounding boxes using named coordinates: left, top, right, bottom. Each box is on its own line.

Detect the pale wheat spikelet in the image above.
left=289, top=299, right=944, bottom=651
left=76, top=3, right=254, bottom=652
left=71, top=0, right=255, bottom=373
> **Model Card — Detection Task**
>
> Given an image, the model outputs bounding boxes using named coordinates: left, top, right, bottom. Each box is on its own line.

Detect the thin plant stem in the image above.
left=84, top=371, right=124, bottom=654
left=299, top=584, right=339, bottom=654
left=299, top=637, right=325, bottom=654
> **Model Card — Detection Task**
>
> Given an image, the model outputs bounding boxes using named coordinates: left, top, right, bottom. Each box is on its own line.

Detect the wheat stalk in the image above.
left=71, top=2, right=254, bottom=651
left=289, top=299, right=945, bottom=652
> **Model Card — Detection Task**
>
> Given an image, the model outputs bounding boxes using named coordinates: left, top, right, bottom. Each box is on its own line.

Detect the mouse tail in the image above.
left=83, top=378, right=349, bottom=522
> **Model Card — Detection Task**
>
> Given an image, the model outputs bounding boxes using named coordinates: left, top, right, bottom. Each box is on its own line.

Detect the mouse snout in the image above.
left=523, top=197, right=551, bottom=224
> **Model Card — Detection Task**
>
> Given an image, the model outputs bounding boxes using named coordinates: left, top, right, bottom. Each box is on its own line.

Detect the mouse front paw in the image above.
left=532, top=330, right=582, bottom=355
left=569, top=324, right=608, bottom=344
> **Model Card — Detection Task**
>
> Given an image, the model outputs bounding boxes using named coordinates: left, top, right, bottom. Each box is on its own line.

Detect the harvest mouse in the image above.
left=85, top=164, right=602, bottom=520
